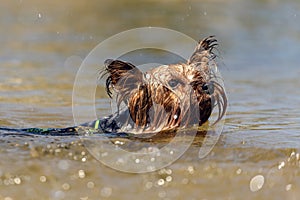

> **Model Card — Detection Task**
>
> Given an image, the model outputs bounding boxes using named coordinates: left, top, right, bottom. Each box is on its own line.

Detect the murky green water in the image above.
left=1, top=0, right=300, bottom=199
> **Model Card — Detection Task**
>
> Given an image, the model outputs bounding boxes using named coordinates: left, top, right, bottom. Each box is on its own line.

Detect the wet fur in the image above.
left=101, top=36, right=227, bottom=133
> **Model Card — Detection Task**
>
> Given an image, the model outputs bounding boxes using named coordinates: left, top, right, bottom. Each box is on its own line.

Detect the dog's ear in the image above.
left=103, top=59, right=143, bottom=98
left=188, top=36, right=218, bottom=71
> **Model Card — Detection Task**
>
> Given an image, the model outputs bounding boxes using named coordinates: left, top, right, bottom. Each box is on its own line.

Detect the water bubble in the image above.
left=249, top=175, right=264, bottom=192
left=37, top=13, right=42, bottom=19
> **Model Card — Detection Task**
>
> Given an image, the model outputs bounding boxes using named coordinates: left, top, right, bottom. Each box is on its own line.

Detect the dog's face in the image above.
left=102, top=36, right=227, bottom=133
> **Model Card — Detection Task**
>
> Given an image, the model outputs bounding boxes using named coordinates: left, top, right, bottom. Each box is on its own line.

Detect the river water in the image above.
left=1, top=0, right=300, bottom=199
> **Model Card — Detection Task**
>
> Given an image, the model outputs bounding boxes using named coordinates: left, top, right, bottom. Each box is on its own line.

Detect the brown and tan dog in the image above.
left=100, top=36, right=227, bottom=135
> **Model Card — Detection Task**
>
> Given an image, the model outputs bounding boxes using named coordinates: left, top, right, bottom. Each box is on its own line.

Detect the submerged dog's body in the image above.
left=99, top=36, right=227, bottom=135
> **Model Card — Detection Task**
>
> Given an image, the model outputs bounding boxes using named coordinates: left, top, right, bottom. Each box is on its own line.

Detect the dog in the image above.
left=98, top=36, right=227, bottom=135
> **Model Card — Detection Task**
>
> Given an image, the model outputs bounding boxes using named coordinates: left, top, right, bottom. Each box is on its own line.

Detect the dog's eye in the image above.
left=202, top=82, right=214, bottom=94
left=168, top=79, right=180, bottom=88
left=202, top=83, right=209, bottom=91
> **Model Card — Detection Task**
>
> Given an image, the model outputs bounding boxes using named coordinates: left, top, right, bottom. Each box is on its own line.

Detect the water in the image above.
left=1, top=0, right=300, bottom=199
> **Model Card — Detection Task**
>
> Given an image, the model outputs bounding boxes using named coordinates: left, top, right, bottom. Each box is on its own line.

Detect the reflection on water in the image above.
left=0, top=0, right=300, bottom=199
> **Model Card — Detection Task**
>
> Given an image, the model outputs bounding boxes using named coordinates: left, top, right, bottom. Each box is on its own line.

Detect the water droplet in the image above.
left=187, top=166, right=194, bottom=174
left=40, top=176, right=47, bottom=182
left=286, top=184, right=292, bottom=191
left=37, top=13, right=42, bottom=19
left=14, top=177, right=21, bottom=185
left=290, top=151, right=295, bottom=157
left=157, top=179, right=165, bottom=186
left=166, top=176, right=172, bottom=182
left=236, top=168, right=242, bottom=175
left=146, top=73, right=150, bottom=79
left=278, top=161, right=285, bottom=169
left=165, top=169, right=172, bottom=175
left=78, top=170, right=85, bottom=178
left=250, top=175, right=264, bottom=192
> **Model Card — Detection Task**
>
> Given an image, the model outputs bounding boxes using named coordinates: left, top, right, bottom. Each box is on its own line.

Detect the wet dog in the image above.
left=99, top=36, right=227, bottom=135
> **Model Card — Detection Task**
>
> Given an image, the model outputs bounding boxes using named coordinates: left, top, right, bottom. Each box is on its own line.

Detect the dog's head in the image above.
left=102, top=36, right=227, bottom=133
